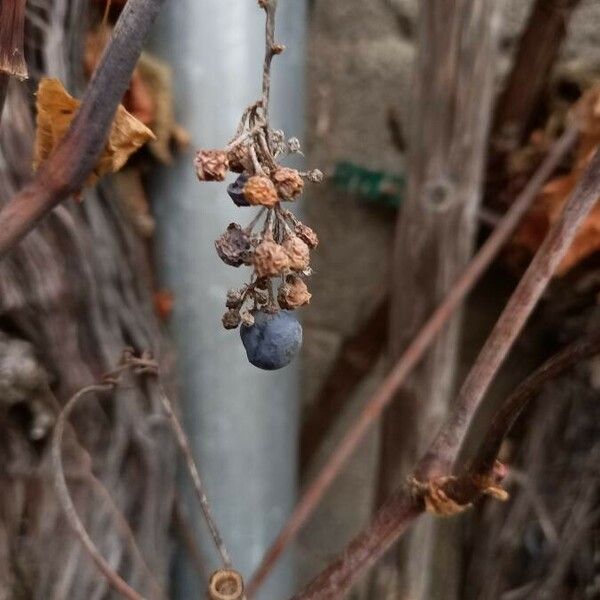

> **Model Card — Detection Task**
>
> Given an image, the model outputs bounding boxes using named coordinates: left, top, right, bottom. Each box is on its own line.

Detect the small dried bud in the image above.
left=272, top=167, right=304, bottom=201
left=252, top=287, right=269, bottom=305
left=253, top=234, right=290, bottom=277
left=282, top=235, right=310, bottom=271
left=294, top=223, right=319, bottom=249
left=278, top=275, right=311, bottom=309
left=240, top=311, right=255, bottom=327
left=195, top=149, right=229, bottom=182
left=287, top=137, right=302, bottom=153
left=227, top=143, right=251, bottom=173
left=226, top=289, right=243, bottom=309
left=258, top=0, right=268, bottom=7
left=215, top=223, right=251, bottom=267
left=272, top=130, right=286, bottom=144
left=272, top=43, right=286, bottom=55
left=306, top=168, right=324, bottom=183
left=222, top=309, right=241, bottom=330
left=244, top=175, right=279, bottom=207
left=254, top=277, right=270, bottom=290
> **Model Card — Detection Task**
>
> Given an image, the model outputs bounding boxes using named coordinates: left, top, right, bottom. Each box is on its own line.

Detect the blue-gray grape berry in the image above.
left=227, top=174, right=250, bottom=207
left=240, top=310, right=302, bottom=370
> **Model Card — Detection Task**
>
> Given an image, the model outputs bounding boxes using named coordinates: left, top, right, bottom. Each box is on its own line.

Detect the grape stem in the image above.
left=260, top=0, right=279, bottom=122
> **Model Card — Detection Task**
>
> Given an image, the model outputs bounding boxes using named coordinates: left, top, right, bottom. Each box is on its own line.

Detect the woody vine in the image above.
left=194, top=0, right=322, bottom=370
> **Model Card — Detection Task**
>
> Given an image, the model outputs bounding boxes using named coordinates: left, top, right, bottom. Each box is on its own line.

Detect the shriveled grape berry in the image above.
left=227, top=174, right=250, bottom=207
left=240, top=310, right=302, bottom=370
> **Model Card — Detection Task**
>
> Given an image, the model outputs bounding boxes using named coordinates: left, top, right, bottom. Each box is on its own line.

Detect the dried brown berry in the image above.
left=271, top=167, right=304, bottom=201
left=222, top=309, right=241, bottom=330
left=226, top=289, right=243, bottom=309
left=282, top=235, right=310, bottom=271
left=294, top=223, right=319, bottom=249
left=227, top=143, right=250, bottom=173
left=253, top=234, right=290, bottom=277
left=278, top=275, right=311, bottom=309
left=215, top=223, right=251, bottom=267
left=195, top=149, right=229, bottom=181
left=244, top=175, right=279, bottom=207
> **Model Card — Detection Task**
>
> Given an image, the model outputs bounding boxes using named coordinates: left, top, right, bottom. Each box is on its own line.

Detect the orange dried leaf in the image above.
left=512, top=86, right=600, bottom=275
left=154, top=289, right=174, bottom=321
left=34, top=78, right=155, bottom=187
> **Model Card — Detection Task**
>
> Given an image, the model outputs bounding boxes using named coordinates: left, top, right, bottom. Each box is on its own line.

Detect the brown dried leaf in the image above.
left=86, top=26, right=188, bottom=163
left=154, top=289, right=174, bottom=321
left=34, top=78, right=155, bottom=188
left=136, top=53, right=190, bottom=163
left=512, top=86, right=600, bottom=275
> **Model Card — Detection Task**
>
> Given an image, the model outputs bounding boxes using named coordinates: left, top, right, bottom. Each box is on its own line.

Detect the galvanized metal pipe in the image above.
left=148, top=1, right=307, bottom=598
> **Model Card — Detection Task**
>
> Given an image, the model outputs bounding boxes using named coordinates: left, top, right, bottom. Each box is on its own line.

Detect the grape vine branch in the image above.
left=0, top=0, right=166, bottom=260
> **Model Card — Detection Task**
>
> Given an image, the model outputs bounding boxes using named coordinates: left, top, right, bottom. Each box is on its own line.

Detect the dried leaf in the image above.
left=86, top=26, right=189, bottom=163
left=34, top=78, right=155, bottom=188
left=136, top=53, right=190, bottom=163
left=154, top=289, right=174, bottom=321
left=409, top=476, right=471, bottom=517
left=512, top=86, right=600, bottom=275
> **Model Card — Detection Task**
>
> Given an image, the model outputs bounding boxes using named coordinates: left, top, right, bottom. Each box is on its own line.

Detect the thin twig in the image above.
left=155, top=381, right=232, bottom=568
left=492, top=0, right=582, bottom=149
left=0, top=73, right=7, bottom=124
left=51, top=383, right=146, bottom=600
left=0, top=0, right=166, bottom=260
left=289, top=328, right=600, bottom=599
left=52, top=352, right=234, bottom=599
left=172, top=498, right=212, bottom=581
left=246, top=127, right=578, bottom=596
left=468, top=327, right=600, bottom=476
left=86, top=471, right=168, bottom=598
left=112, top=352, right=232, bottom=567
left=300, top=295, right=389, bottom=473
left=102, top=0, right=113, bottom=27
left=260, top=0, right=278, bottom=120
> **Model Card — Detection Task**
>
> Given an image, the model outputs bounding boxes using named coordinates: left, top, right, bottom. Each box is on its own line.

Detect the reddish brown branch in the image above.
left=290, top=329, right=600, bottom=599
left=418, top=145, right=600, bottom=480
left=300, top=296, right=389, bottom=472
left=0, top=73, right=7, bottom=120
left=492, top=0, right=582, bottom=149
left=246, top=128, right=578, bottom=596
left=469, top=327, right=600, bottom=475
left=291, top=486, right=423, bottom=600
left=0, top=0, right=166, bottom=259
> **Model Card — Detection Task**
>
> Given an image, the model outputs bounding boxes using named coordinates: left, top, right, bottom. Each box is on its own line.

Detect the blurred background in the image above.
left=1, top=1, right=600, bottom=599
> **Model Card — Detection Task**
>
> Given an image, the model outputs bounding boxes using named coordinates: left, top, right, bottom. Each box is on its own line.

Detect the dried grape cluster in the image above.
left=193, top=1, right=322, bottom=370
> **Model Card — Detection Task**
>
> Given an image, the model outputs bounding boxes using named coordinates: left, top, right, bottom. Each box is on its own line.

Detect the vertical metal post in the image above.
left=148, top=1, right=307, bottom=598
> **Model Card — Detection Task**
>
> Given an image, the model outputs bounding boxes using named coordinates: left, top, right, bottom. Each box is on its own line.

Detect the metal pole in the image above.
left=148, top=1, right=307, bottom=598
